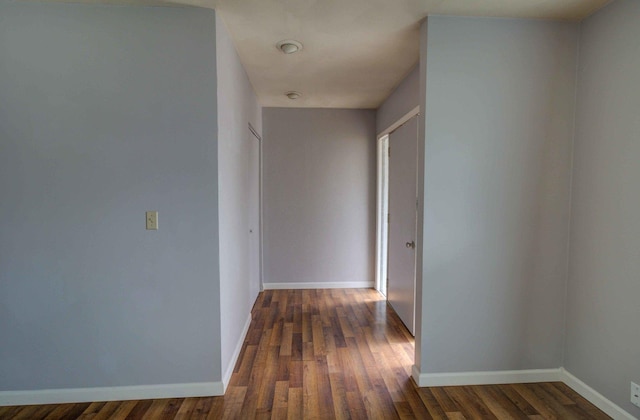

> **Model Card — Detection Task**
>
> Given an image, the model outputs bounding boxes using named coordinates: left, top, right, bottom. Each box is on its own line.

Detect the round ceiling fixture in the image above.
left=277, top=40, right=303, bottom=54
left=285, top=91, right=301, bottom=100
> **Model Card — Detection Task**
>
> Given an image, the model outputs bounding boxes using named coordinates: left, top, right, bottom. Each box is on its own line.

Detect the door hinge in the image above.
left=388, top=146, right=390, bottom=158
left=387, top=213, right=390, bottom=224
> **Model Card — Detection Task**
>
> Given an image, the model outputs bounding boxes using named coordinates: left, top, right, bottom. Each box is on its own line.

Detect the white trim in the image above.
left=0, top=382, right=224, bottom=406
left=560, top=368, right=636, bottom=420
left=411, top=367, right=562, bottom=387
left=377, top=106, right=420, bottom=298
left=377, top=106, right=420, bottom=138
left=222, top=313, right=252, bottom=391
left=375, top=133, right=390, bottom=295
left=263, top=281, right=374, bottom=290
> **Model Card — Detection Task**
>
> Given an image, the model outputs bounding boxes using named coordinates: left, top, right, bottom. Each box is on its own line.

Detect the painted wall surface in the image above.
left=376, top=65, right=419, bottom=134
left=417, top=16, right=578, bottom=373
left=262, top=108, right=376, bottom=287
left=0, top=1, right=221, bottom=390
left=215, top=14, right=263, bottom=386
left=565, top=0, right=640, bottom=416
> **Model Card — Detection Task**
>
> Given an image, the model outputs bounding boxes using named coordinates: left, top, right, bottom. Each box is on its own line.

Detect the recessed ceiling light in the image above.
left=285, top=91, right=301, bottom=100
left=277, top=40, right=303, bottom=54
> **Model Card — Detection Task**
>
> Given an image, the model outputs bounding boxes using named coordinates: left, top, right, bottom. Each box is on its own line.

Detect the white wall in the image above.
left=215, top=15, right=263, bottom=387
left=565, top=0, right=640, bottom=416
left=376, top=65, right=419, bottom=134
left=262, top=108, right=376, bottom=288
left=0, top=1, right=222, bottom=392
left=416, top=16, right=578, bottom=375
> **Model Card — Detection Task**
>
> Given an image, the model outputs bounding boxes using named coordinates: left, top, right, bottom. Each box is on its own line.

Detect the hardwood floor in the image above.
left=0, top=288, right=609, bottom=419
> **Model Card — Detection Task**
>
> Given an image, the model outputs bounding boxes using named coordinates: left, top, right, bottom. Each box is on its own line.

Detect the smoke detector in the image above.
left=285, top=91, right=302, bottom=100
left=277, top=40, right=303, bottom=54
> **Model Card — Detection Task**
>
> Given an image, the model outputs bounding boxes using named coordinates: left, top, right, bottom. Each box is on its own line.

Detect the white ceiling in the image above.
left=210, top=0, right=610, bottom=108
left=31, top=0, right=611, bottom=108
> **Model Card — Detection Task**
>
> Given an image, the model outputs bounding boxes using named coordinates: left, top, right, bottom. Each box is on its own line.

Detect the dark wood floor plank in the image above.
left=393, top=400, right=415, bottom=419
left=328, top=372, right=351, bottom=420
left=256, top=344, right=280, bottom=411
left=0, top=405, right=22, bottom=419
left=138, top=399, right=168, bottom=420
left=417, top=387, right=448, bottom=419
left=476, top=385, right=530, bottom=419
left=335, top=306, right=353, bottom=341
left=220, top=387, right=245, bottom=419
left=431, top=386, right=460, bottom=413
left=540, top=382, right=575, bottom=405
left=105, top=400, right=138, bottom=420
left=140, top=398, right=182, bottom=420
left=269, top=318, right=283, bottom=348
left=189, top=396, right=213, bottom=419
left=280, top=322, right=294, bottom=356
left=4, top=405, right=35, bottom=419
left=207, top=397, right=225, bottom=419
left=6, top=404, right=41, bottom=420
left=23, top=404, right=58, bottom=419
left=529, top=382, right=605, bottom=419
left=232, top=343, right=258, bottom=387
left=58, top=402, right=92, bottom=419
left=552, top=382, right=611, bottom=419
left=286, top=388, right=302, bottom=420
left=513, top=382, right=563, bottom=418
left=345, top=390, right=368, bottom=419
left=445, top=386, right=496, bottom=419
left=124, top=399, right=153, bottom=420
left=77, top=401, right=108, bottom=419
left=173, top=398, right=197, bottom=419
left=315, top=355, right=337, bottom=419
left=35, top=402, right=87, bottom=419
left=302, top=360, right=321, bottom=417
left=498, top=383, right=541, bottom=416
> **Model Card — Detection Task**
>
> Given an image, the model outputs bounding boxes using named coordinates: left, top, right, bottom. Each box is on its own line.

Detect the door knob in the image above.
left=405, top=241, right=415, bottom=249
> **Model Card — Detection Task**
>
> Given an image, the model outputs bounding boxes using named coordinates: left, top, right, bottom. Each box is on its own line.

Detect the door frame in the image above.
left=248, top=122, right=263, bottom=293
left=375, top=106, right=420, bottom=296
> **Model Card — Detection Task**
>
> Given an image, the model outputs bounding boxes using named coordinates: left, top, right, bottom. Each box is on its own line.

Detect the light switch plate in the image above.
left=632, top=382, right=640, bottom=408
left=146, top=211, right=158, bottom=230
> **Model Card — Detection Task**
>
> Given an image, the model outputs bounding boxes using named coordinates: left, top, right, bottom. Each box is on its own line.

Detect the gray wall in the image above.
left=262, top=108, right=376, bottom=287
left=215, top=14, right=262, bottom=385
left=416, top=16, right=578, bottom=373
left=565, top=0, right=640, bottom=415
left=0, top=1, right=222, bottom=390
left=376, top=65, right=419, bottom=134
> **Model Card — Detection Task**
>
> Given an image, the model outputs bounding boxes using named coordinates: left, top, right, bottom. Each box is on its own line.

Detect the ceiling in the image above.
left=211, top=0, right=610, bottom=108
left=33, top=0, right=611, bottom=108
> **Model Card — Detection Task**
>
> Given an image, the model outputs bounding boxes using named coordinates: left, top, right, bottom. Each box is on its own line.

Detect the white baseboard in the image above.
left=0, top=382, right=224, bottom=406
left=263, top=281, right=374, bottom=290
left=222, top=313, right=252, bottom=391
left=411, top=366, right=562, bottom=387
left=560, top=368, right=636, bottom=420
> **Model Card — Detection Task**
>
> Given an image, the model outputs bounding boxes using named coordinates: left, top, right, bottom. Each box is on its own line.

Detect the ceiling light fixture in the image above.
left=286, top=91, right=301, bottom=100
left=277, top=40, right=303, bottom=54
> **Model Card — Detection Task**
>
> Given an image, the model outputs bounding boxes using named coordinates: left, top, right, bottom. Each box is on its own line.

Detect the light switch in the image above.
left=146, top=211, right=158, bottom=230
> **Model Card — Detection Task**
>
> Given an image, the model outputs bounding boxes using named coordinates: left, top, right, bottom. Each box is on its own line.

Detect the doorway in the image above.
left=376, top=108, right=419, bottom=336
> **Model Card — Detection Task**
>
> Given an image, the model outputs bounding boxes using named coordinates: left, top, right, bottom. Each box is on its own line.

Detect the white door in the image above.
left=248, top=129, right=261, bottom=306
left=387, top=116, right=418, bottom=335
